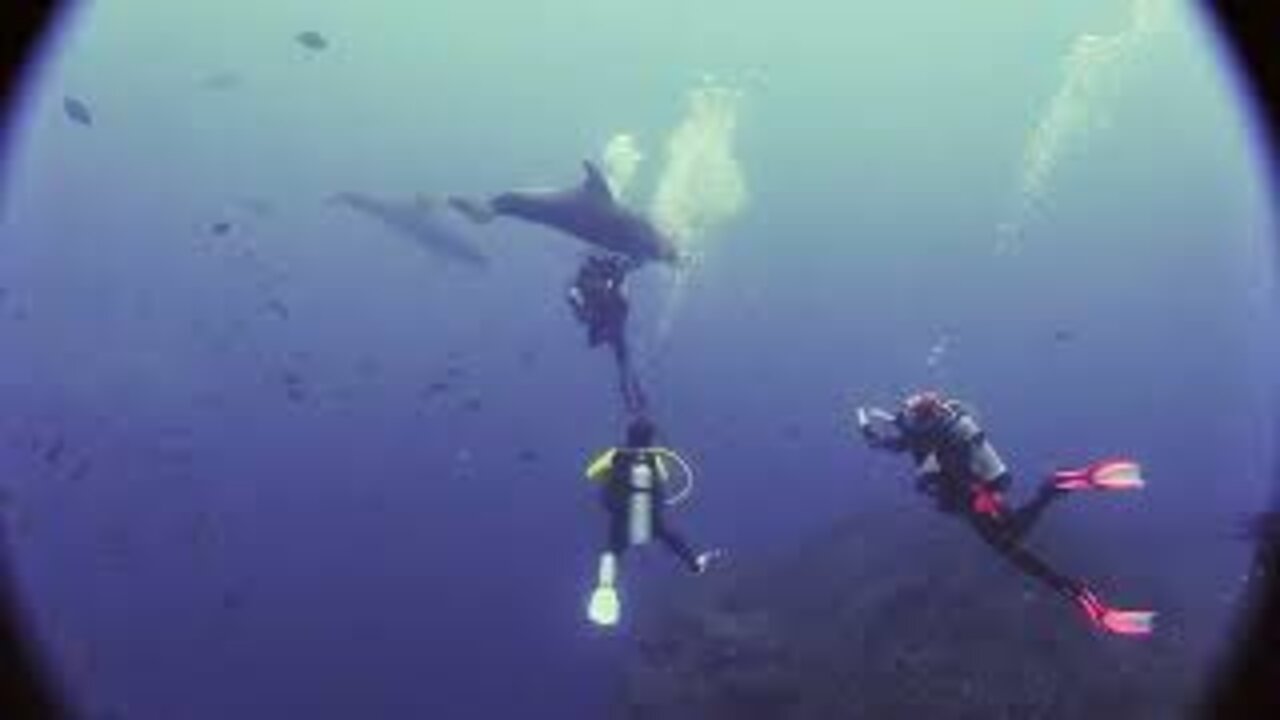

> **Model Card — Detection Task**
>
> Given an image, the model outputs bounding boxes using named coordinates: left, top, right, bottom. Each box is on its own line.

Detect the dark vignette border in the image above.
left=0, top=1, right=1275, bottom=717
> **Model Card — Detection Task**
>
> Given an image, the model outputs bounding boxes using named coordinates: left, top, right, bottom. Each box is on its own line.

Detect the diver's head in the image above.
left=625, top=416, right=657, bottom=447
left=902, top=390, right=947, bottom=427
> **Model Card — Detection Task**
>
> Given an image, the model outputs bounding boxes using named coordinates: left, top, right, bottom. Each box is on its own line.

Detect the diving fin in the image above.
left=587, top=585, right=621, bottom=627
left=587, top=552, right=621, bottom=627
left=1053, top=459, right=1144, bottom=492
left=1074, top=587, right=1155, bottom=636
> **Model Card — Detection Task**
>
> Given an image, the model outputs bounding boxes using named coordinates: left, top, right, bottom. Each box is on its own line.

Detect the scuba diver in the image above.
left=583, top=417, right=720, bottom=627
left=567, top=253, right=647, bottom=413
left=855, top=390, right=1155, bottom=636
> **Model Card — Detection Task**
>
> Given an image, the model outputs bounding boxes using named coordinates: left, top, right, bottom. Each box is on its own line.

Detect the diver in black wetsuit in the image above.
left=566, top=253, right=646, bottom=413
left=583, top=417, right=719, bottom=627
left=855, top=390, right=1155, bottom=636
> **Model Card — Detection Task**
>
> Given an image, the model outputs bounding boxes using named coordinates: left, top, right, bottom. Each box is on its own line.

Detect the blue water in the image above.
left=0, top=1, right=1275, bottom=717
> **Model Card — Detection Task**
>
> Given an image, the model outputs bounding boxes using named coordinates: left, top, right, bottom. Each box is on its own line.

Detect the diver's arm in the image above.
left=856, top=406, right=908, bottom=452
left=585, top=449, right=617, bottom=482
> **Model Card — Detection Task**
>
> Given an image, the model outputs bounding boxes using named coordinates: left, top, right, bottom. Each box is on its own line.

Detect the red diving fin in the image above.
left=1074, top=587, right=1155, bottom=637
left=1053, top=459, right=1144, bottom=492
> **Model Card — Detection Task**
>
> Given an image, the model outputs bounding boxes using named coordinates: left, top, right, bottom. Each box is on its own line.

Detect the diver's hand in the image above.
left=853, top=405, right=879, bottom=443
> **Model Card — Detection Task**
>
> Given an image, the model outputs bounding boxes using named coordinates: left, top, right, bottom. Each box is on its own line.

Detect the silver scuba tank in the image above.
left=628, top=461, right=655, bottom=545
left=947, top=410, right=1008, bottom=483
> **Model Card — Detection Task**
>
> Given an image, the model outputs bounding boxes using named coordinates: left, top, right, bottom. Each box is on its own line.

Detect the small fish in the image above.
left=65, top=457, right=92, bottom=483
left=1053, top=329, right=1076, bottom=343
left=518, top=349, right=538, bottom=368
left=237, top=197, right=274, bottom=218
left=445, top=366, right=466, bottom=380
left=211, top=221, right=233, bottom=236
left=517, top=449, right=540, bottom=463
left=63, top=96, right=93, bottom=126
left=281, top=370, right=306, bottom=402
left=264, top=298, right=290, bottom=320
left=199, top=71, right=242, bottom=91
left=43, top=436, right=65, bottom=465
left=461, top=397, right=483, bottom=413
left=295, top=31, right=329, bottom=51
left=422, top=381, right=450, bottom=397
left=221, top=590, right=245, bottom=612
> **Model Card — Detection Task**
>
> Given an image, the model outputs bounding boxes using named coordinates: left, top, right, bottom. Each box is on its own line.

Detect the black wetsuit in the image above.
left=867, top=404, right=1084, bottom=598
left=568, top=256, right=647, bottom=413
left=601, top=449, right=700, bottom=571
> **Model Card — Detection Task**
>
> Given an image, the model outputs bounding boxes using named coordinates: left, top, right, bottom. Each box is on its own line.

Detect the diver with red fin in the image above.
left=854, top=391, right=1155, bottom=636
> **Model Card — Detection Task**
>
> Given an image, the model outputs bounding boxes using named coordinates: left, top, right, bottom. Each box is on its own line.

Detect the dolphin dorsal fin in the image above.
left=581, top=160, right=615, bottom=204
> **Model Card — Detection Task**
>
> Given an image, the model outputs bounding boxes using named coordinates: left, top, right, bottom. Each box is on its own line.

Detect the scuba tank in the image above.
left=906, top=401, right=1008, bottom=484
left=941, top=404, right=1008, bottom=483
left=627, top=460, right=655, bottom=545
left=607, top=450, right=659, bottom=546
left=588, top=446, right=696, bottom=547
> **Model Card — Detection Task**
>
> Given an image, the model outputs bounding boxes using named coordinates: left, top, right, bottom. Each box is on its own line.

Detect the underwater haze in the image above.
left=0, top=0, right=1276, bottom=717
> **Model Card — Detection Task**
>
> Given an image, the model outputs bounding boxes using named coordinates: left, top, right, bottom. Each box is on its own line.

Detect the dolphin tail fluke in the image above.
left=447, top=195, right=497, bottom=224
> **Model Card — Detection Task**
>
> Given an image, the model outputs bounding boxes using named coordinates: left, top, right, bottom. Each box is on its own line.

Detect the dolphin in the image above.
left=448, top=161, right=680, bottom=265
left=330, top=191, right=489, bottom=269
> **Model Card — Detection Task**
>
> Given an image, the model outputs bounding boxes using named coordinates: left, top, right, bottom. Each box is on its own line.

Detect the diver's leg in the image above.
left=603, top=485, right=630, bottom=557
left=620, top=371, right=647, bottom=415
left=613, top=337, right=647, bottom=414
left=628, top=376, right=648, bottom=415
left=1002, top=480, right=1066, bottom=543
left=968, top=513, right=1080, bottom=597
left=967, top=512, right=1156, bottom=635
left=655, top=525, right=702, bottom=573
left=652, top=506, right=702, bottom=573
left=589, top=492, right=629, bottom=626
